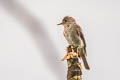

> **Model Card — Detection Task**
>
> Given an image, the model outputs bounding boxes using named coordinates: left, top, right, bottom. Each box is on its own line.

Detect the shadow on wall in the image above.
left=0, top=0, right=65, bottom=80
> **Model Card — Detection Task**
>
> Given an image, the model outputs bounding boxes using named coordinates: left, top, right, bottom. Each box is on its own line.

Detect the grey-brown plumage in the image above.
left=58, top=16, right=90, bottom=70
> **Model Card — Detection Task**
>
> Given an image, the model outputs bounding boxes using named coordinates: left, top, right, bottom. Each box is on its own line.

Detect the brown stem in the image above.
left=66, top=46, right=82, bottom=80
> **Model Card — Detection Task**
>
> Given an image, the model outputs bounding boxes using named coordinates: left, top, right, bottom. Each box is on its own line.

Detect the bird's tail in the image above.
left=78, top=47, right=90, bottom=70
left=81, top=54, right=90, bottom=70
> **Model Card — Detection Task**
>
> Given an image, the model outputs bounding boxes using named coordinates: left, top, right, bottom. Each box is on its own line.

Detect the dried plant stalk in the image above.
left=66, top=46, right=82, bottom=80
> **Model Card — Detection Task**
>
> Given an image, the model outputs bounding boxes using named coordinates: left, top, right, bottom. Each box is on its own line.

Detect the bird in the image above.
left=58, top=16, right=90, bottom=70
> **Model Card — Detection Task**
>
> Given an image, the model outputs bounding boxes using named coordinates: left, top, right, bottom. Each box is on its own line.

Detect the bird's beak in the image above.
left=57, top=22, right=63, bottom=25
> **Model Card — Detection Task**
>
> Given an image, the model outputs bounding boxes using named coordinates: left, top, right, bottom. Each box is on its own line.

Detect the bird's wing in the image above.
left=75, top=24, right=87, bottom=56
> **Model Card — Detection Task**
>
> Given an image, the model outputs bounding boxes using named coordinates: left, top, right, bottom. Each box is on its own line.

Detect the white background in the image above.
left=0, top=0, right=120, bottom=80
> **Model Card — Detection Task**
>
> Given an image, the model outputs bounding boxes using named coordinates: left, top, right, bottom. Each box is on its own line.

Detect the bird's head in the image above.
left=57, top=16, right=76, bottom=25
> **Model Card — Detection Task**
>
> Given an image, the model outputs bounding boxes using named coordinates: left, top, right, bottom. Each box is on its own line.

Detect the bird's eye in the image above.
left=64, top=19, right=67, bottom=22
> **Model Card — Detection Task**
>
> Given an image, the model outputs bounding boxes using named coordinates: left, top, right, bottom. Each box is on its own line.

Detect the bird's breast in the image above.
left=64, top=26, right=81, bottom=47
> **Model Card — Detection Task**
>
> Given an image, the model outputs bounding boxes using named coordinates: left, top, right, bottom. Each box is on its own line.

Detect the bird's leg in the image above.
left=73, top=46, right=78, bottom=53
left=67, top=45, right=72, bottom=53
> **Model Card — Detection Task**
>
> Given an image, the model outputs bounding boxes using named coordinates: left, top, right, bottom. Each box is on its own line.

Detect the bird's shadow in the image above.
left=0, top=0, right=65, bottom=79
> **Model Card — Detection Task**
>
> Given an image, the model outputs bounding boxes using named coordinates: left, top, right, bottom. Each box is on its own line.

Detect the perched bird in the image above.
left=58, top=16, right=90, bottom=70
